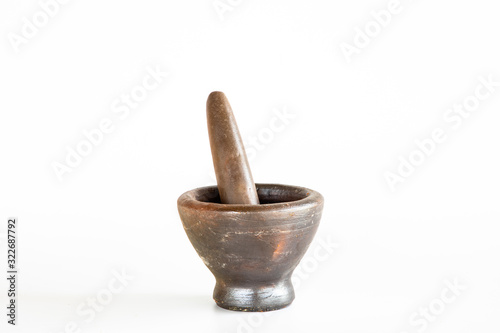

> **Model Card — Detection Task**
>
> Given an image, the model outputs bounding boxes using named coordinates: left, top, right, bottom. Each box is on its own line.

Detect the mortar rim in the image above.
left=177, top=183, right=323, bottom=213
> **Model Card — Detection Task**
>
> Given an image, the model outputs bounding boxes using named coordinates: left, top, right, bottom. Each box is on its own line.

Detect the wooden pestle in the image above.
left=207, top=91, right=260, bottom=205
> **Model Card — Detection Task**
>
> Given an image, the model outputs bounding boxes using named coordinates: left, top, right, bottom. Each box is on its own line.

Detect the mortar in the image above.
left=178, top=183, right=323, bottom=311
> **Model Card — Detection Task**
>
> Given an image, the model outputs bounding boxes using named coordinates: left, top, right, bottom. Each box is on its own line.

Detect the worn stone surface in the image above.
left=177, top=92, right=324, bottom=311
left=178, top=184, right=324, bottom=311
left=206, top=91, right=259, bottom=205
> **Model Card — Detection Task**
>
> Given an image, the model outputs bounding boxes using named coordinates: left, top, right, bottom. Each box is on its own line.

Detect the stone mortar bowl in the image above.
left=177, top=183, right=324, bottom=311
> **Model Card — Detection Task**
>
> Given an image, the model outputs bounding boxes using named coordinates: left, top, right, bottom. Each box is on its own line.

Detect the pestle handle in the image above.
left=207, top=91, right=260, bottom=205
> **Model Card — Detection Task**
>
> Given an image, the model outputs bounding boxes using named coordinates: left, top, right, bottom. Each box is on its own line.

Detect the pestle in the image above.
left=206, top=91, right=260, bottom=205
left=177, top=92, right=324, bottom=311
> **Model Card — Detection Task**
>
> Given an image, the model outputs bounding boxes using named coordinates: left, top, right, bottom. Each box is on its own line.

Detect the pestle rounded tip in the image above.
left=207, top=91, right=260, bottom=205
left=207, top=91, right=225, bottom=100
left=207, top=92, right=231, bottom=116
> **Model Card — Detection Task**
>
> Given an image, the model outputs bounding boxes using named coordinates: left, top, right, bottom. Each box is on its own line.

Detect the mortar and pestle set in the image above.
left=177, top=92, right=324, bottom=312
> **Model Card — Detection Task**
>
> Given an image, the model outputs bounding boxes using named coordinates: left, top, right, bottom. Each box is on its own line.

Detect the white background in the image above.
left=1, top=0, right=499, bottom=332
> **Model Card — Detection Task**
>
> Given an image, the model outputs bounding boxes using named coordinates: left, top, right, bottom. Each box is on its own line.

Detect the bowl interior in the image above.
left=194, top=184, right=309, bottom=204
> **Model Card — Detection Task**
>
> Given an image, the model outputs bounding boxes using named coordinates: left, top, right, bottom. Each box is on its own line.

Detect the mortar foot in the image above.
left=213, top=278, right=295, bottom=312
